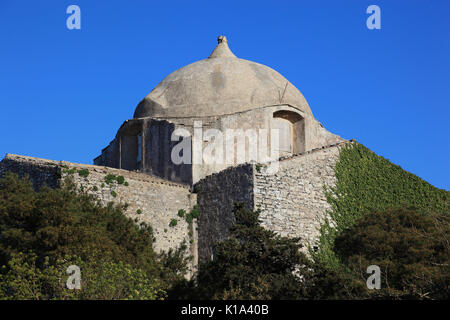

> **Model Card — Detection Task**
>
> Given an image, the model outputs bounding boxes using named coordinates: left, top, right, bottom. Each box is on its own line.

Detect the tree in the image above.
left=192, top=204, right=312, bottom=299
left=333, top=207, right=449, bottom=299
left=0, top=173, right=187, bottom=299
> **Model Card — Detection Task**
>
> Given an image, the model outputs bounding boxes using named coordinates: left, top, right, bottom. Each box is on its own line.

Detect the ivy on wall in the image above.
left=314, top=142, right=449, bottom=267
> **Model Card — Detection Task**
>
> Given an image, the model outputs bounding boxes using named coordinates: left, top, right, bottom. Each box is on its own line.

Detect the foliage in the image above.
left=188, top=204, right=312, bottom=300
left=333, top=207, right=450, bottom=300
left=77, top=169, right=89, bottom=178
left=169, top=204, right=449, bottom=300
left=184, top=205, right=200, bottom=224
left=315, top=142, right=449, bottom=267
left=169, top=219, right=178, bottom=227
left=62, top=168, right=76, bottom=175
left=0, top=253, right=165, bottom=300
left=304, top=261, right=368, bottom=300
left=104, top=174, right=127, bottom=186
left=0, top=173, right=188, bottom=299
left=104, top=174, right=117, bottom=185
left=116, top=176, right=125, bottom=185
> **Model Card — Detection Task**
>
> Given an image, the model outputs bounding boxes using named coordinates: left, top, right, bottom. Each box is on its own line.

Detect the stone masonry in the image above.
left=254, top=142, right=343, bottom=247
left=1, top=141, right=348, bottom=268
left=195, top=164, right=254, bottom=262
left=195, top=141, right=348, bottom=262
left=0, top=154, right=198, bottom=274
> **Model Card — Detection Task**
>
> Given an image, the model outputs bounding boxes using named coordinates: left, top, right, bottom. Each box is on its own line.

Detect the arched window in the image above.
left=272, top=117, right=292, bottom=155
left=272, top=110, right=305, bottom=156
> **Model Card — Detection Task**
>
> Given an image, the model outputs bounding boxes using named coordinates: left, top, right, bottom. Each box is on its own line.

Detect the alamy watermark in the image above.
left=171, top=121, right=281, bottom=174
left=66, top=5, right=81, bottom=30
left=366, top=265, right=381, bottom=289
left=66, top=265, right=81, bottom=290
left=366, top=5, right=381, bottom=30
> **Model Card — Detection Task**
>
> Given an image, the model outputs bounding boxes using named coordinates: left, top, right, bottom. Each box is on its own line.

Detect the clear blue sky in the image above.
left=0, top=1, right=449, bottom=190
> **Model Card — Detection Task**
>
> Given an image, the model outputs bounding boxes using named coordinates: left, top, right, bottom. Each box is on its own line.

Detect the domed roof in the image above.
left=134, top=36, right=312, bottom=119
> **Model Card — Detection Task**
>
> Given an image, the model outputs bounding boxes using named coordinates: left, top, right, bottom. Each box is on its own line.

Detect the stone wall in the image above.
left=195, top=164, right=254, bottom=263
left=1, top=141, right=348, bottom=269
left=254, top=143, right=345, bottom=251
left=0, top=154, right=198, bottom=273
left=195, top=142, right=348, bottom=262
left=0, top=154, right=61, bottom=190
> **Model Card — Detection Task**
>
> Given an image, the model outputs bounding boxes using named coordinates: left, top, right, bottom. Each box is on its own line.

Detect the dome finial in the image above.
left=209, top=35, right=236, bottom=59
left=217, top=35, right=227, bottom=44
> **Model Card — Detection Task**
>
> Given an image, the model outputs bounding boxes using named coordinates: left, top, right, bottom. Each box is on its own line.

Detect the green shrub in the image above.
left=63, top=168, right=76, bottom=175
left=169, top=219, right=178, bottom=227
left=77, top=169, right=90, bottom=178
left=104, top=174, right=117, bottom=185
left=0, top=173, right=189, bottom=299
left=185, top=214, right=193, bottom=224
left=333, top=207, right=450, bottom=299
left=192, top=203, right=311, bottom=299
left=116, top=176, right=125, bottom=185
left=136, top=209, right=142, bottom=215
left=314, top=142, right=449, bottom=267
left=177, top=209, right=185, bottom=218
left=191, top=208, right=200, bottom=219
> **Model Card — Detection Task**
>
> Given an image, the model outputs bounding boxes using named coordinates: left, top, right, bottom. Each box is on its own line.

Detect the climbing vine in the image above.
left=314, top=142, right=449, bottom=267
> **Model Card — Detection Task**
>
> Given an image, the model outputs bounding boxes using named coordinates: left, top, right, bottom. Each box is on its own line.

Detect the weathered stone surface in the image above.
left=0, top=37, right=353, bottom=273
left=0, top=154, right=198, bottom=275
left=134, top=36, right=312, bottom=119
left=254, top=143, right=344, bottom=250
left=195, top=164, right=254, bottom=263
left=1, top=141, right=347, bottom=270
left=94, top=36, right=345, bottom=185
left=195, top=142, right=347, bottom=261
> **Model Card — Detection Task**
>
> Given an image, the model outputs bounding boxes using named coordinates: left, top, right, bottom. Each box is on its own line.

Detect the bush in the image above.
left=116, top=176, right=125, bottom=185
left=169, top=219, right=178, bottom=227
left=0, top=173, right=188, bottom=299
left=315, top=142, right=449, bottom=267
left=77, top=169, right=89, bottom=178
left=104, top=174, right=117, bottom=185
left=334, top=207, right=450, bottom=299
left=191, top=204, right=312, bottom=299
left=190, top=208, right=200, bottom=219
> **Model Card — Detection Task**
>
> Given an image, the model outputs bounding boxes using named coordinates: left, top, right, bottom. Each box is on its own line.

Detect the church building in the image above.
left=94, top=36, right=344, bottom=185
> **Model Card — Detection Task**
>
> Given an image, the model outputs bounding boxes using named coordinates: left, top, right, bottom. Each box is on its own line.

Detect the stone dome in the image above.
left=134, top=36, right=313, bottom=119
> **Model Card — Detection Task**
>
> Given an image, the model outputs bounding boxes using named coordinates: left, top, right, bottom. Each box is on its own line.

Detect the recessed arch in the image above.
left=272, top=110, right=305, bottom=155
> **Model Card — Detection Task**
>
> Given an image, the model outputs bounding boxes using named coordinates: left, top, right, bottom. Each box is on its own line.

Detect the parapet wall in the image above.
left=254, top=143, right=344, bottom=250
left=195, top=164, right=254, bottom=263
left=195, top=142, right=347, bottom=261
left=2, top=141, right=348, bottom=267
left=0, top=154, right=197, bottom=269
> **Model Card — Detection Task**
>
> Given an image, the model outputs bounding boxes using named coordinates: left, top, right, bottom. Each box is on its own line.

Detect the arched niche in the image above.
left=118, top=121, right=143, bottom=171
left=272, top=110, right=305, bottom=156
